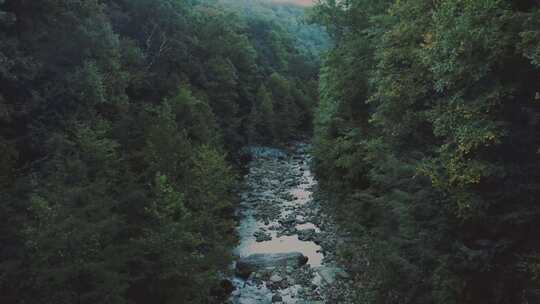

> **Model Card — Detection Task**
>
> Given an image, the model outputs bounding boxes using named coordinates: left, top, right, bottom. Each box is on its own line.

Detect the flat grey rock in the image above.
left=236, top=252, right=308, bottom=278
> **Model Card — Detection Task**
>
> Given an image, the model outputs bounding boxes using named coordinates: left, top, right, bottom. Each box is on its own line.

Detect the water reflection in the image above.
left=237, top=234, right=323, bottom=267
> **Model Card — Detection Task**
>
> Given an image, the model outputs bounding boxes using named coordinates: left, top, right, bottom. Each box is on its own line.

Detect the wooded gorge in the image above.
left=0, top=0, right=321, bottom=302
left=2, top=0, right=540, bottom=303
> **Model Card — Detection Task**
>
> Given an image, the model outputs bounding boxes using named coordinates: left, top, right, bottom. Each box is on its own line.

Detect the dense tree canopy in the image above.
left=311, top=0, right=540, bottom=303
left=7, top=0, right=540, bottom=302
left=0, top=0, right=322, bottom=303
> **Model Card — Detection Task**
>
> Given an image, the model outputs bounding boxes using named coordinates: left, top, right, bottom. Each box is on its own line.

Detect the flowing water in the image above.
left=228, top=143, right=348, bottom=304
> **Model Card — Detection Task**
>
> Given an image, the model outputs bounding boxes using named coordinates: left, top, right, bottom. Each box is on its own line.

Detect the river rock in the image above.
left=285, top=179, right=300, bottom=187
left=233, top=285, right=272, bottom=304
left=280, top=192, right=295, bottom=201
left=316, top=266, right=350, bottom=285
left=279, top=215, right=296, bottom=227
left=236, top=252, right=308, bottom=278
left=297, top=228, right=316, bottom=241
left=271, top=294, right=283, bottom=302
left=270, top=274, right=283, bottom=283
left=254, top=230, right=272, bottom=242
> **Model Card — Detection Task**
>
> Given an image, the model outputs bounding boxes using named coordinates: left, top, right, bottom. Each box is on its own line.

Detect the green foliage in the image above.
left=216, top=0, right=324, bottom=143
left=219, top=0, right=330, bottom=59
left=0, top=0, right=318, bottom=303
left=247, top=85, right=276, bottom=143
left=312, top=0, right=540, bottom=303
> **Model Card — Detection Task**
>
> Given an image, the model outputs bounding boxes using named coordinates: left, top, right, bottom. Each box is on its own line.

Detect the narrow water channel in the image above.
left=228, top=143, right=349, bottom=304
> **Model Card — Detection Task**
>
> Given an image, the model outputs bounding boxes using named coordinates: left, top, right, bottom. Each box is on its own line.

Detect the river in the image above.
left=228, top=142, right=350, bottom=304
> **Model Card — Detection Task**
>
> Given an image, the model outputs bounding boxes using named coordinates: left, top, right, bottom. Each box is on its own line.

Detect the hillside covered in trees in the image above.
left=0, top=0, right=325, bottom=303
left=3, top=0, right=540, bottom=303
left=311, top=0, right=540, bottom=303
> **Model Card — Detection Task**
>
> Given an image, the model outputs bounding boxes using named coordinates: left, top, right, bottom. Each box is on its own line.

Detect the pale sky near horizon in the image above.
left=270, top=0, right=315, bottom=7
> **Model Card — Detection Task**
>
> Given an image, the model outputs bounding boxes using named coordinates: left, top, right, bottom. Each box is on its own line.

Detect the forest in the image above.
left=310, top=0, right=540, bottom=303
left=0, top=0, right=322, bottom=303
left=2, top=0, right=540, bottom=303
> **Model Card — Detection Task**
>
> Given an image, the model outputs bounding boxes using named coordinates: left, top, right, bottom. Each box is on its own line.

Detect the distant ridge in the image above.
left=270, top=0, right=314, bottom=7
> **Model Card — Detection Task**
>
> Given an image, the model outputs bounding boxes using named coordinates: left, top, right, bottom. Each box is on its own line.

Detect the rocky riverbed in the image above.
left=228, top=143, right=353, bottom=304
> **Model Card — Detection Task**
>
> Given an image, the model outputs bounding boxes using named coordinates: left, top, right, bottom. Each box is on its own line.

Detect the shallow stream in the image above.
left=228, top=143, right=347, bottom=304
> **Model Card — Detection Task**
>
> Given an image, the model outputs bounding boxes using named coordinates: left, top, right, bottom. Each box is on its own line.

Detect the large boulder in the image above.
left=236, top=252, right=308, bottom=278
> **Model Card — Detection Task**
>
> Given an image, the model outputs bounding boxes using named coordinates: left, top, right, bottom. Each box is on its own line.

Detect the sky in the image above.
left=270, top=0, right=315, bottom=6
